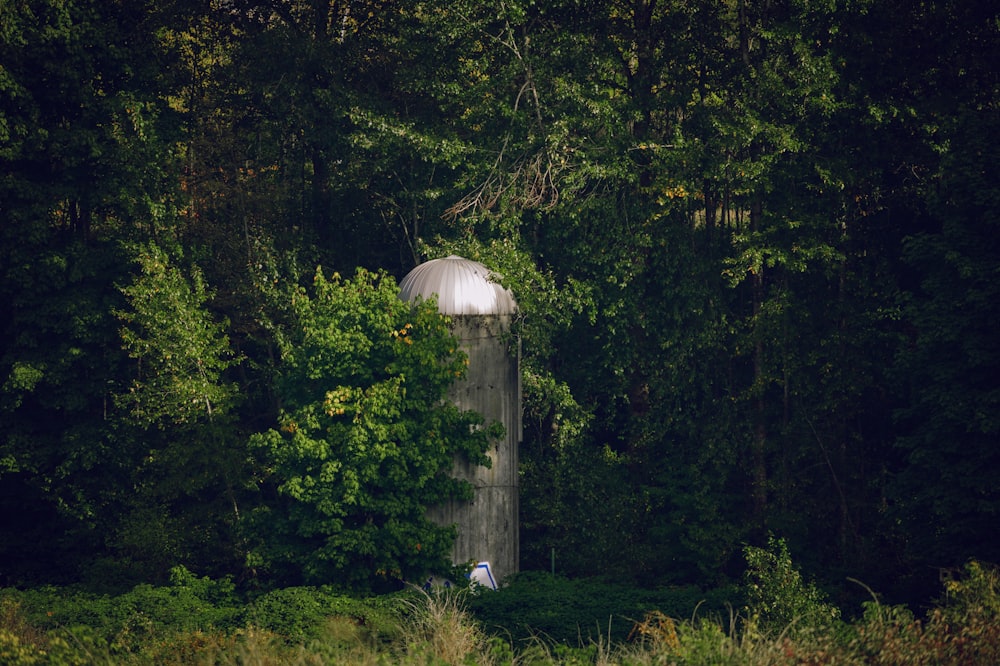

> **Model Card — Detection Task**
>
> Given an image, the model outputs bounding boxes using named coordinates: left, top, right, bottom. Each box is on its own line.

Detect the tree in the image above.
left=110, top=242, right=248, bottom=583
left=117, top=243, right=239, bottom=426
left=247, top=268, right=494, bottom=588
left=892, top=105, right=1000, bottom=572
left=0, top=0, right=189, bottom=586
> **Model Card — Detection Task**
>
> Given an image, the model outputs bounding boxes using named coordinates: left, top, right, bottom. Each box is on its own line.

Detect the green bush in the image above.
left=1, top=566, right=244, bottom=652
left=246, top=585, right=407, bottom=643
left=742, top=536, right=841, bottom=638
left=467, top=571, right=736, bottom=646
left=108, top=566, right=244, bottom=639
left=246, top=586, right=359, bottom=641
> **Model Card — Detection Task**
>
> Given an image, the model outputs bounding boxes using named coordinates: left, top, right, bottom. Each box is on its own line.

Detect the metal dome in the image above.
left=399, top=255, right=516, bottom=316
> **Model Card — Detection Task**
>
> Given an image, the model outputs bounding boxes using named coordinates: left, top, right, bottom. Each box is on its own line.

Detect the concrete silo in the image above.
left=398, top=255, right=520, bottom=585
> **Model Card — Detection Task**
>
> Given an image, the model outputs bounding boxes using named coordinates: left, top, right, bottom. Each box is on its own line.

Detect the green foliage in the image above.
left=467, top=571, right=735, bottom=646
left=248, top=267, right=494, bottom=588
left=1, top=625, right=117, bottom=666
left=246, top=585, right=404, bottom=643
left=1, top=0, right=997, bottom=612
left=847, top=562, right=1000, bottom=666
left=100, top=243, right=250, bottom=587
left=0, top=240, right=131, bottom=585
left=116, top=242, right=239, bottom=426
left=742, top=536, right=841, bottom=638
left=0, top=567, right=243, bottom=659
left=1, top=564, right=1000, bottom=664
left=0, top=0, right=207, bottom=588
left=892, top=105, right=1000, bottom=571
left=938, top=561, right=1000, bottom=626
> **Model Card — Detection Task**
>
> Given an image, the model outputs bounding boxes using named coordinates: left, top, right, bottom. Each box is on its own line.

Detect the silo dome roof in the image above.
left=399, top=255, right=516, bottom=316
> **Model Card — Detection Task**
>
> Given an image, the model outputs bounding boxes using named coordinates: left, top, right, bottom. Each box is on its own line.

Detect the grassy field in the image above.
left=2, top=559, right=999, bottom=664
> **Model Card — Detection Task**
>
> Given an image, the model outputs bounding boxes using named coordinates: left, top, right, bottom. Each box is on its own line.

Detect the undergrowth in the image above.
left=3, top=548, right=1000, bottom=665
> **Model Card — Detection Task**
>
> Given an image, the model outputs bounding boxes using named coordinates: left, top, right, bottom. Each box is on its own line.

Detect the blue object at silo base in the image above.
left=469, top=561, right=497, bottom=591
left=420, top=561, right=496, bottom=592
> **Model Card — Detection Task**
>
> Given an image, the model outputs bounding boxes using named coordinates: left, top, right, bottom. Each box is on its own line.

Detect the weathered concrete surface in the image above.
left=426, top=314, right=520, bottom=584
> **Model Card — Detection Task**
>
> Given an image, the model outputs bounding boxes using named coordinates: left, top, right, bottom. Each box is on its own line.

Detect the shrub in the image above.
left=107, top=566, right=244, bottom=640
left=742, top=536, right=841, bottom=638
left=0, top=566, right=244, bottom=655
left=849, top=561, right=1000, bottom=666
left=246, top=585, right=406, bottom=644
left=467, top=571, right=735, bottom=646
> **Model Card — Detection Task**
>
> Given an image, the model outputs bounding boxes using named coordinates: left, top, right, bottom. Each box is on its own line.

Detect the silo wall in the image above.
left=427, top=313, right=520, bottom=584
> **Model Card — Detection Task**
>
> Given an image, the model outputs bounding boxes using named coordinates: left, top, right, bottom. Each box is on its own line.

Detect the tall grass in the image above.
left=396, top=587, right=509, bottom=665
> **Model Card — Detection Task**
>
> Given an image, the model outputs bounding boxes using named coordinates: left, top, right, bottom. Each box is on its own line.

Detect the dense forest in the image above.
left=2, top=0, right=997, bottom=607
